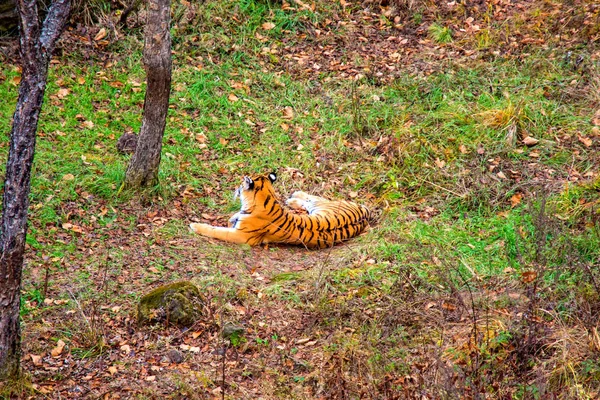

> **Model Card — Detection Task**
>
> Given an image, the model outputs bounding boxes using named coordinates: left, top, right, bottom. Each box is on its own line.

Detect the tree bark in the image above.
left=0, top=0, right=69, bottom=381
left=124, top=0, right=171, bottom=189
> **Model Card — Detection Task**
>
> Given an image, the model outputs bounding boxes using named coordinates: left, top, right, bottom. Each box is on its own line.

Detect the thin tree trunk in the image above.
left=0, top=0, right=69, bottom=381
left=124, top=0, right=171, bottom=189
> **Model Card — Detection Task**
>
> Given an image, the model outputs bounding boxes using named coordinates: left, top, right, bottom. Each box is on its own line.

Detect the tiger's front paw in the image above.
left=190, top=222, right=211, bottom=235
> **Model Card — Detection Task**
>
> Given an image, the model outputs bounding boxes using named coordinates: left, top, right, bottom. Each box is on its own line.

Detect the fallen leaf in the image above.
left=11, top=75, right=21, bottom=86
left=30, top=354, right=42, bottom=366
left=108, top=366, right=118, bottom=375
left=458, top=144, right=468, bottom=154
left=51, top=340, right=66, bottom=357
left=592, top=109, right=600, bottom=126
left=195, top=132, right=208, bottom=143
left=497, top=171, right=507, bottom=179
left=62, top=173, right=75, bottom=181
left=510, top=193, right=522, bottom=208
left=77, top=76, right=86, bottom=85
left=56, top=88, right=70, bottom=98
left=228, top=93, right=239, bottom=102
left=191, top=331, right=202, bottom=339
left=109, top=81, right=124, bottom=89
left=521, top=270, right=537, bottom=283
left=94, top=28, right=107, bottom=41
left=434, top=158, right=445, bottom=168
left=282, top=106, right=294, bottom=119
left=201, top=213, right=216, bottom=221
left=82, top=120, right=94, bottom=129
left=578, top=134, right=593, bottom=147
left=522, top=136, right=539, bottom=146
left=262, top=22, right=275, bottom=30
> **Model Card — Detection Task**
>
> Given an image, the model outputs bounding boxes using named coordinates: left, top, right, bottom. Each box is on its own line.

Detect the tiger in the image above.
left=189, top=172, right=371, bottom=249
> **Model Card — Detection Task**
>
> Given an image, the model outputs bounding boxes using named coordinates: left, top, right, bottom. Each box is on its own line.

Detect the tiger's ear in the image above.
left=243, top=176, right=255, bottom=190
left=268, top=172, right=277, bottom=183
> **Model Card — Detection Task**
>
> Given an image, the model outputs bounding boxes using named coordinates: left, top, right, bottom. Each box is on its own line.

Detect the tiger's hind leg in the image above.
left=288, top=191, right=328, bottom=202
left=286, top=191, right=328, bottom=213
left=190, top=223, right=261, bottom=245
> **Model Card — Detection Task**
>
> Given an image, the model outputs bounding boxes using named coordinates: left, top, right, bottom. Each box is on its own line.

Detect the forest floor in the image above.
left=2, top=0, right=600, bottom=398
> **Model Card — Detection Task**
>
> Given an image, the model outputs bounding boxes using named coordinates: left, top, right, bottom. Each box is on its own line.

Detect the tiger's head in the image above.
left=235, top=172, right=277, bottom=212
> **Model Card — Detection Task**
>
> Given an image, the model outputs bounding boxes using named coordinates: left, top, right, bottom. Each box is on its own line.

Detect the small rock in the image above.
left=137, top=281, right=204, bottom=327
left=166, top=349, right=184, bottom=364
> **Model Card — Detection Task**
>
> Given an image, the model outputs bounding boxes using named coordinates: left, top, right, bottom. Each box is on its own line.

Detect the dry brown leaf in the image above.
left=62, top=173, right=75, bottom=181
left=592, top=109, right=600, bottom=126
left=108, top=366, right=118, bottom=375
left=510, top=193, right=522, bottom=208
left=30, top=354, right=42, bottom=366
left=521, top=270, right=537, bottom=283
left=195, top=132, right=207, bottom=143
left=578, top=134, right=593, bottom=147
left=70, top=225, right=84, bottom=233
left=262, top=22, right=275, bottom=30
left=51, top=339, right=66, bottom=357
left=109, top=81, right=124, bottom=89
left=522, top=136, right=539, bottom=146
left=11, top=75, right=21, bottom=86
left=94, top=28, right=107, bottom=41
left=77, top=76, right=86, bottom=85
left=458, top=144, right=468, bottom=154
left=201, top=213, right=216, bottom=221
left=56, top=88, right=70, bottom=98
left=228, top=93, right=239, bottom=102
left=282, top=106, right=294, bottom=119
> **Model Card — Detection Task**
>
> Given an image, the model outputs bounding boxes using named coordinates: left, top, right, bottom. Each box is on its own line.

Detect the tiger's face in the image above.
left=235, top=173, right=277, bottom=211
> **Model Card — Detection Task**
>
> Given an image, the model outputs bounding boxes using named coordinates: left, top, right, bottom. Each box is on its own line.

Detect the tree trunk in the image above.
left=124, top=0, right=171, bottom=189
left=0, top=0, right=69, bottom=381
